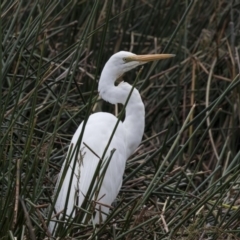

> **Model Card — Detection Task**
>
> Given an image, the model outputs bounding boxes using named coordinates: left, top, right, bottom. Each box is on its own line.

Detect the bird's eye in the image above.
left=123, top=57, right=127, bottom=63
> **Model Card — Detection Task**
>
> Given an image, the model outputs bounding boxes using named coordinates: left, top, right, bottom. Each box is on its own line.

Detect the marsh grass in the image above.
left=1, top=0, right=240, bottom=239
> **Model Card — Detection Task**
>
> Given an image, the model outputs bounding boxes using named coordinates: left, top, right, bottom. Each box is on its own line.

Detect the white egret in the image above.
left=49, top=51, right=174, bottom=234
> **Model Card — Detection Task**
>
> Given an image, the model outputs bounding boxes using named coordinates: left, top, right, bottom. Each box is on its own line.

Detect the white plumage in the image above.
left=49, top=51, right=174, bottom=235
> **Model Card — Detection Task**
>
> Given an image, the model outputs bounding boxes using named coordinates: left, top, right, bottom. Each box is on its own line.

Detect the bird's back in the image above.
left=50, top=112, right=126, bottom=232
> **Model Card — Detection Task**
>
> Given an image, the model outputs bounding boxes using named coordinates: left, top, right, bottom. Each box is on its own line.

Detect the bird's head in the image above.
left=103, top=51, right=175, bottom=78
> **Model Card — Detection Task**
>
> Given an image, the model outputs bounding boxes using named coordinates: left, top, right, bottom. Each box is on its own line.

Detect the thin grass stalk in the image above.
left=139, top=0, right=194, bottom=91
left=0, top=1, right=2, bottom=125
left=116, top=216, right=159, bottom=239
left=156, top=118, right=173, bottom=170
left=2, top=2, right=36, bottom=78
left=141, top=104, right=196, bottom=204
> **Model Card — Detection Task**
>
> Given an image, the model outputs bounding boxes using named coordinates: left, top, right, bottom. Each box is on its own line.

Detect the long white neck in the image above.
left=123, top=91, right=145, bottom=157
left=98, top=69, right=145, bottom=158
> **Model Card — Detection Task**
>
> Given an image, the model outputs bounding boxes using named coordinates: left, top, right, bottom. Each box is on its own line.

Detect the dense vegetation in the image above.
left=1, top=0, right=240, bottom=239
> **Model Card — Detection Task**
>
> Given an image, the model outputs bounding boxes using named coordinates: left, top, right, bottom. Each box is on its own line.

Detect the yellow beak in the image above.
left=125, top=53, right=175, bottom=62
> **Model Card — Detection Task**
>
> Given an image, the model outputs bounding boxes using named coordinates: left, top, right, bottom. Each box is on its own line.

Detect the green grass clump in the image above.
left=1, top=0, right=240, bottom=239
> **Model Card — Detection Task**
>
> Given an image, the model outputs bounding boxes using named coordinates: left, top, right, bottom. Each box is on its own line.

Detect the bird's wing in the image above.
left=50, top=112, right=127, bottom=231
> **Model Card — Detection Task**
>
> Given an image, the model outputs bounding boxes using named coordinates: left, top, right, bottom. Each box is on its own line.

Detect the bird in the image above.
left=49, top=51, right=174, bottom=235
